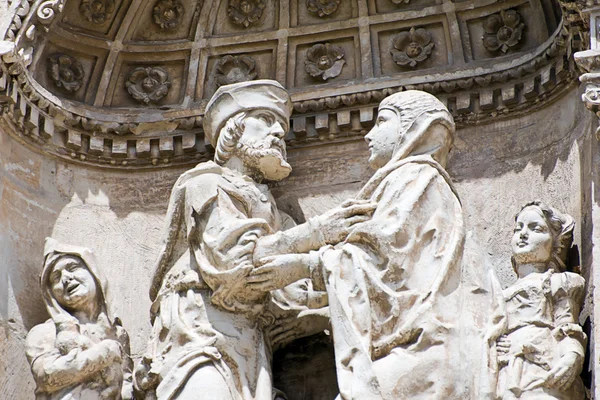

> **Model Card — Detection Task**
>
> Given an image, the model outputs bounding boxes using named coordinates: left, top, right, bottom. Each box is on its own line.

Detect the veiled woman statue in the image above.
left=25, top=239, right=133, bottom=399
left=248, top=90, right=505, bottom=399
left=494, top=202, right=586, bottom=399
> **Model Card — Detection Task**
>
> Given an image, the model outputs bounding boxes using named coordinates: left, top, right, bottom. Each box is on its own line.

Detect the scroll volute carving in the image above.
left=390, top=27, right=435, bottom=68
left=47, top=53, right=85, bottom=93
left=227, top=0, right=266, bottom=27
left=306, top=0, right=341, bottom=17
left=305, top=43, right=346, bottom=80
left=483, top=9, right=525, bottom=54
left=79, top=0, right=116, bottom=24
left=125, top=66, right=171, bottom=104
left=152, top=0, right=184, bottom=30
left=215, top=55, right=258, bottom=87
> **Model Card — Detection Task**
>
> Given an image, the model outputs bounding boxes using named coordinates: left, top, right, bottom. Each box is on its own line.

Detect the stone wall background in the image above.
left=0, top=74, right=594, bottom=398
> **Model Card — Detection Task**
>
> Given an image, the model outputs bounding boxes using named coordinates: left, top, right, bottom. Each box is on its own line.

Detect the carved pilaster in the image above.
left=575, top=5, right=600, bottom=139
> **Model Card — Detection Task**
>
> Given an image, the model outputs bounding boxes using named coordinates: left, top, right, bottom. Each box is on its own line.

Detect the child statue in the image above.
left=495, top=202, right=586, bottom=399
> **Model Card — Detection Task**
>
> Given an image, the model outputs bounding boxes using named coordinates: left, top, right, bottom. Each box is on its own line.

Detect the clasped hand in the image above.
left=246, top=254, right=312, bottom=292
left=314, top=199, right=377, bottom=245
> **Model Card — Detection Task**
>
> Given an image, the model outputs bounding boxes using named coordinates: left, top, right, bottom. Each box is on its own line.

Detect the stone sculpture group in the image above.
left=25, top=81, right=587, bottom=400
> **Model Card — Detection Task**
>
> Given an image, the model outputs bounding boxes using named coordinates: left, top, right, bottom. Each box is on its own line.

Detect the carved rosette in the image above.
left=390, top=0, right=410, bottom=4
left=125, top=67, right=171, bottom=104
left=215, top=55, right=258, bottom=87
left=152, top=0, right=184, bottom=30
left=47, top=54, right=85, bottom=93
left=305, top=43, right=345, bottom=80
left=79, top=0, right=116, bottom=24
left=306, top=0, right=341, bottom=17
left=227, top=0, right=265, bottom=28
left=390, top=27, right=434, bottom=68
left=483, top=10, right=525, bottom=53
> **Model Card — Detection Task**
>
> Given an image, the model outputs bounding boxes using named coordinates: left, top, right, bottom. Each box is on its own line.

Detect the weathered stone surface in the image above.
left=0, top=0, right=598, bottom=398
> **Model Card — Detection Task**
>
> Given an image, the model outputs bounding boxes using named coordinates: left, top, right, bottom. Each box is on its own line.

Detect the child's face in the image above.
left=511, top=207, right=554, bottom=267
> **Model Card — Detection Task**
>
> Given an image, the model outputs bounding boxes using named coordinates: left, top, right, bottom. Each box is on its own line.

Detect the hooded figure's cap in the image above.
left=203, top=79, right=292, bottom=148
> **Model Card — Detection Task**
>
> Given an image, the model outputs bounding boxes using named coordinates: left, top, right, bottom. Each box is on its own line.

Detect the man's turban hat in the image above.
left=203, top=79, right=293, bottom=147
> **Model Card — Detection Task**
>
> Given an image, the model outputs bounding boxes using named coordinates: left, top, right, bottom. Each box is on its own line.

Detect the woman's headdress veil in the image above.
left=378, top=90, right=454, bottom=164
left=358, top=91, right=455, bottom=200
left=41, top=238, right=110, bottom=322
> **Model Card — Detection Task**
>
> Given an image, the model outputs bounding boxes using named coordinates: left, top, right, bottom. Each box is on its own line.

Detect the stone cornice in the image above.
left=0, top=0, right=591, bottom=168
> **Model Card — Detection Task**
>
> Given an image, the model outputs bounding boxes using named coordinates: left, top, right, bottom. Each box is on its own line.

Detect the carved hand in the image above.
left=246, top=254, right=312, bottom=292
left=267, top=308, right=330, bottom=351
left=496, top=335, right=511, bottom=365
left=543, top=352, right=582, bottom=392
left=312, top=199, right=377, bottom=245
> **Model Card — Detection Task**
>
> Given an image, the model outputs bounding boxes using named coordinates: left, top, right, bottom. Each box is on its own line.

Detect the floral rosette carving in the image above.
left=153, top=0, right=184, bottom=30
left=228, top=0, right=265, bottom=28
left=215, top=55, right=258, bottom=87
left=125, top=67, right=171, bottom=104
left=390, top=27, right=434, bottom=68
left=47, top=54, right=85, bottom=93
left=79, top=0, right=115, bottom=24
left=483, top=10, right=525, bottom=53
left=305, top=43, right=345, bottom=81
left=306, top=0, right=341, bottom=17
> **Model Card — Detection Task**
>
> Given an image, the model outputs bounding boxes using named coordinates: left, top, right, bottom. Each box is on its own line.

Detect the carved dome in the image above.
left=0, top=0, right=587, bottom=168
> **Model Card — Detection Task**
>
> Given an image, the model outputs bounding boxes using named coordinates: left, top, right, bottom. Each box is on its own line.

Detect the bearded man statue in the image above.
left=135, top=80, right=374, bottom=400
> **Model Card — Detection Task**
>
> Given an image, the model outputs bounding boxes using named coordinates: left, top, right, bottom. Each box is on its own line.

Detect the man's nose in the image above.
left=270, top=121, right=285, bottom=138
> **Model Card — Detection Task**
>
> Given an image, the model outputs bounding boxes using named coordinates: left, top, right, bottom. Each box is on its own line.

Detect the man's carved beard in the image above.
left=234, top=139, right=292, bottom=181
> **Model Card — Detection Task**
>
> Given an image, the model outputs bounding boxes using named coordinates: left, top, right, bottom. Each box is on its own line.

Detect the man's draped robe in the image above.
left=147, top=162, right=321, bottom=400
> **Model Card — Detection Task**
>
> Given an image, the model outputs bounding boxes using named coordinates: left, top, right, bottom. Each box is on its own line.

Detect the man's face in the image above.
left=49, top=255, right=97, bottom=312
left=365, top=109, right=399, bottom=170
left=237, top=109, right=292, bottom=181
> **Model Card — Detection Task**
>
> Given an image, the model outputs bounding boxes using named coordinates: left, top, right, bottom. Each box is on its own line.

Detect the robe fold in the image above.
left=318, top=155, right=504, bottom=400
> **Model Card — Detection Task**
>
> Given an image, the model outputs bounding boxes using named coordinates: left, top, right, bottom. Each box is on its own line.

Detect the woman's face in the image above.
left=365, top=109, right=400, bottom=169
left=511, top=207, right=554, bottom=266
left=49, top=255, right=97, bottom=311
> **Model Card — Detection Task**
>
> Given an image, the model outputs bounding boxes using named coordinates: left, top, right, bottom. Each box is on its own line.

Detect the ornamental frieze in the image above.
left=0, top=0, right=591, bottom=168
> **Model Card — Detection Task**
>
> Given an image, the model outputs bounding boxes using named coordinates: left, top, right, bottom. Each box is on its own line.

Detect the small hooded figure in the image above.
left=25, top=239, right=133, bottom=400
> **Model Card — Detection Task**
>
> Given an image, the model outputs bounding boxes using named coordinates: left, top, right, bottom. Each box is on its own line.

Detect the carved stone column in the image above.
left=574, top=4, right=600, bottom=398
